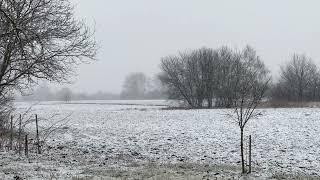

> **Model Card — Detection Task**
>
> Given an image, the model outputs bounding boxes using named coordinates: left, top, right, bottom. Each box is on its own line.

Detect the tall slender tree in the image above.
left=232, top=46, right=270, bottom=173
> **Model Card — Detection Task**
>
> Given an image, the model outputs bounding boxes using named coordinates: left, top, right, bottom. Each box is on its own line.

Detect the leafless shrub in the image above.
left=0, top=101, right=73, bottom=154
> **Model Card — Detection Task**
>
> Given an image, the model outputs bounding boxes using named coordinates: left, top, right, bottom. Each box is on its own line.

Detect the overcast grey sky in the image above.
left=62, top=0, right=320, bottom=93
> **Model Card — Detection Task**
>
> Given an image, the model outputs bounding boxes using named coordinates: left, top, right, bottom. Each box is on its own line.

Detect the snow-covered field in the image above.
left=1, top=100, right=320, bottom=179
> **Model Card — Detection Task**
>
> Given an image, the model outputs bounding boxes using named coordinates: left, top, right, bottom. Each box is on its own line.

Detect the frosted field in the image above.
left=1, top=100, right=320, bottom=179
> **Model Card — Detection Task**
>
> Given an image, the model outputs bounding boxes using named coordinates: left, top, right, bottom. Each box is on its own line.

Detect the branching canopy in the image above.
left=0, top=0, right=97, bottom=94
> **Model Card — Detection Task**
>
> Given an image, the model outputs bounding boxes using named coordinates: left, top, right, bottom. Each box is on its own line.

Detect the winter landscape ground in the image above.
left=1, top=100, right=320, bottom=179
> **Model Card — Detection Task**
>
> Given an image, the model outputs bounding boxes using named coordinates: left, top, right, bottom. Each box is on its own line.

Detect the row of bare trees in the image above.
left=159, top=45, right=270, bottom=108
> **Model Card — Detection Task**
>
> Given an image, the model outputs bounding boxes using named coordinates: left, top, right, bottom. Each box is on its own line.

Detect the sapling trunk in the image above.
left=249, top=135, right=252, bottom=173
left=25, top=134, right=28, bottom=157
left=35, top=114, right=41, bottom=154
left=240, top=128, right=245, bottom=173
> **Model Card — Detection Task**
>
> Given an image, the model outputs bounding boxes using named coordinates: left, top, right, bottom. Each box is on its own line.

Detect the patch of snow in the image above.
left=1, top=101, right=320, bottom=179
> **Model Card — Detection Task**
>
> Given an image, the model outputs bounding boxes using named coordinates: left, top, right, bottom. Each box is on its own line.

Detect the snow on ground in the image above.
left=1, top=100, right=320, bottom=179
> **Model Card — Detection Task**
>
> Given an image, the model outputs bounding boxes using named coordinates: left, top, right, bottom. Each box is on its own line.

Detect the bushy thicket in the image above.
left=159, top=45, right=270, bottom=108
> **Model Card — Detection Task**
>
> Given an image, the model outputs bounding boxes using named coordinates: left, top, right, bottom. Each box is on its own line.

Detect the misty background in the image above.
left=21, top=0, right=320, bottom=100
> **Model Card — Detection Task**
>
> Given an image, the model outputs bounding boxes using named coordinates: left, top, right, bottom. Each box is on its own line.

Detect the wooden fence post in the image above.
left=248, top=135, right=252, bottom=173
left=35, top=114, right=41, bottom=154
left=25, top=134, right=28, bottom=157
left=18, top=114, right=22, bottom=155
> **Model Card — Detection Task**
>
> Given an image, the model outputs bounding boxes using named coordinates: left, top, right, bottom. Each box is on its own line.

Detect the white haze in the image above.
left=57, top=0, right=320, bottom=94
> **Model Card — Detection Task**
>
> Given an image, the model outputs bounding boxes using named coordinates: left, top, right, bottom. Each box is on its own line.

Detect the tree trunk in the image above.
left=18, top=114, right=22, bottom=155
left=35, top=114, right=41, bottom=154
left=207, top=97, right=212, bottom=108
left=240, top=128, right=245, bottom=173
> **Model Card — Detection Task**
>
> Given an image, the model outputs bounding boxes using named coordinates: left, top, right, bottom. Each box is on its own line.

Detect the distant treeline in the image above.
left=17, top=72, right=167, bottom=101
left=120, top=72, right=167, bottom=100
left=17, top=45, right=320, bottom=105
left=17, top=86, right=120, bottom=102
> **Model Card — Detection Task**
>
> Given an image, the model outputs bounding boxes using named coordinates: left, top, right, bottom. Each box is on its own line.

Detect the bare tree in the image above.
left=160, top=48, right=219, bottom=108
left=160, top=53, right=196, bottom=107
left=121, top=72, right=147, bottom=99
left=0, top=0, right=97, bottom=95
left=232, top=46, right=270, bottom=173
left=0, top=0, right=95, bottom=154
left=271, top=54, right=320, bottom=103
left=57, top=87, right=72, bottom=102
